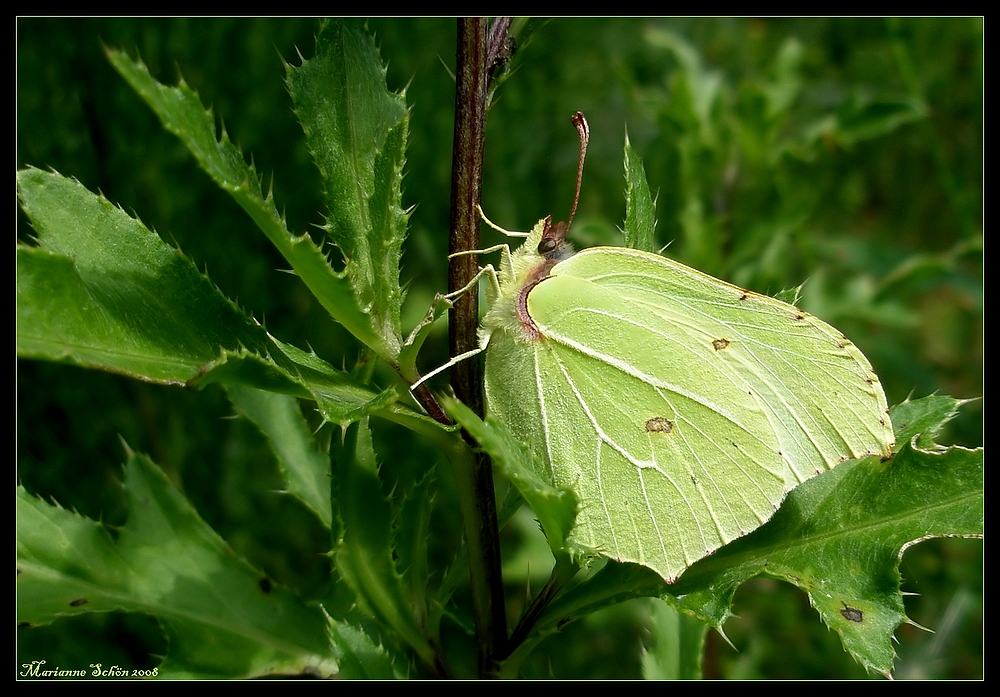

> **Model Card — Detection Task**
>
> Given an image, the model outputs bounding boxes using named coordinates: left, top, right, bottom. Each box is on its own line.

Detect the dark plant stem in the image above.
left=448, top=17, right=507, bottom=677
left=410, top=382, right=451, bottom=425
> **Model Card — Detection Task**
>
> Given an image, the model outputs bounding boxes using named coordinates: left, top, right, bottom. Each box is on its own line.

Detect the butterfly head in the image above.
left=537, top=217, right=575, bottom=262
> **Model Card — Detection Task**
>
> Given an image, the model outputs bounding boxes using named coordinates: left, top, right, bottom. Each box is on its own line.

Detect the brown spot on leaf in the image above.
left=69, top=598, right=88, bottom=607
left=259, top=577, right=272, bottom=594
left=712, top=338, right=730, bottom=351
left=840, top=603, right=863, bottom=623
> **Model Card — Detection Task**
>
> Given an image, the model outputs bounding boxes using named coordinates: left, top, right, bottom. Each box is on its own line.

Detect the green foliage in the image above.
left=622, top=134, right=658, bottom=253
left=16, top=168, right=269, bottom=382
left=107, top=36, right=403, bottom=364
left=17, top=451, right=341, bottom=678
left=17, top=18, right=981, bottom=679
left=451, top=394, right=980, bottom=677
left=669, top=396, right=981, bottom=676
left=226, top=385, right=332, bottom=528
left=330, top=418, right=436, bottom=671
left=442, top=396, right=578, bottom=559
left=287, top=20, right=410, bottom=359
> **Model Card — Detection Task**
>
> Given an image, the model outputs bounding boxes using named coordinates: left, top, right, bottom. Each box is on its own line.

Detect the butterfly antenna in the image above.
left=566, top=111, right=590, bottom=231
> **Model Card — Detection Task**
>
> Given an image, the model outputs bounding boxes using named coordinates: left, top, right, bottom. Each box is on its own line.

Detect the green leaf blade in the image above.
left=641, top=599, right=708, bottom=680
left=331, top=419, right=435, bottom=670
left=669, top=396, right=982, bottom=676
left=329, top=622, right=407, bottom=679
left=287, top=19, right=410, bottom=362
left=226, top=385, right=333, bottom=529
left=17, top=451, right=338, bottom=679
left=441, top=395, right=579, bottom=557
left=106, top=45, right=397, bottom=362
left=623, top=134, right=657, bottom=252
left=17, top=169, right=267, bottom=384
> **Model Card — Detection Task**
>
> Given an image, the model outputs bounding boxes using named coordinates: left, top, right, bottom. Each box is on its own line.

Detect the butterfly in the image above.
left=431, top=112, right=893, bottom=582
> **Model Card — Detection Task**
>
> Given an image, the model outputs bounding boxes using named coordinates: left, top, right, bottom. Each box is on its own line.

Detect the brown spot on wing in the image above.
left=645, top=417, right=674, bottom=433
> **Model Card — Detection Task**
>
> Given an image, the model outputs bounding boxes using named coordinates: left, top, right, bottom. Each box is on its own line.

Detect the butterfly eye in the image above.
left=537, top=238, right=558, bottom=255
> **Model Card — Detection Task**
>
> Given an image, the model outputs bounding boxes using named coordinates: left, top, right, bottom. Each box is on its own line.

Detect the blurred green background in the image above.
left=17, top=18, right=981, bottom=679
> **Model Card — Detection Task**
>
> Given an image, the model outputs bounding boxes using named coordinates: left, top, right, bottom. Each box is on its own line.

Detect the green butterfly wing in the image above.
left=484, top=241, right=893, bottom=583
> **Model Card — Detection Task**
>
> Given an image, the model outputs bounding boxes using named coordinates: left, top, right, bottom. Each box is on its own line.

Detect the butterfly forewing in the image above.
left=551, top=248, right=894, bottom=482
left=482, top=237, right=893, bottom=583
left=520, top=270, right=787, bottom=580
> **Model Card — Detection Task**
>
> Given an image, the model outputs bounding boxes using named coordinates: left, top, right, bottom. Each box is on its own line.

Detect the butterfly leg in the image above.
left=410, top=345, right=486, bottom=391
left=443, top=261, right=501, bottom=303
left=407, top=262, right=502, bottom=391
left=476, top=204, right=530, bottom=238
left=475, top=205, right=533, bottom=280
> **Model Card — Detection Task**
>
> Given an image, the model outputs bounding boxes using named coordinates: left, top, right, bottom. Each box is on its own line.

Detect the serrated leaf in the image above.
left=531, top=396, right=981, bottom=677
left=669, top=398, right=982, bottom=676
left=887, top=393, right=967, bottom=450
left=286, top=18, right=409, bottom=366
left=250, top=336, right=402, bottom=428
left=16, top=169, right=268, bottom=383
left=329, top=621, right=407, bottom=679
left=15, top=168, right=405, bottom=432
left=623, top=133, right=657, bottom=252
left=393, top=470, right=435, bottom=629
left=188, top=347, right=316, bottom=398
left=442, top=395, right=578, bottom=556
left=641, top=598, right=707, bottom=680
left=774, top=283, right=804, bottom=306
left=106, top=45, right=398, bottom=362
left=226, top=384, right=332, bottom=529
left=191, top=333, right=433, bottom=435
left=331, top=418, right=435, bottom=670
left=16, top=451, right=337, bottom=679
